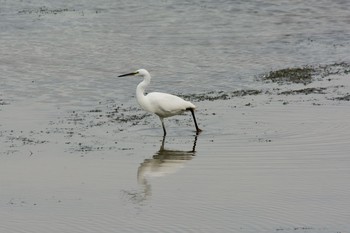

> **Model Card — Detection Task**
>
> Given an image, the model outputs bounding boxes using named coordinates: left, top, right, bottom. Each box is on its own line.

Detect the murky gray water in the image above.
left=1, top=1, right=350, bottom=232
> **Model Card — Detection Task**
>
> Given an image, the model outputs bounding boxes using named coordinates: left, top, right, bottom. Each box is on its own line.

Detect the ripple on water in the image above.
left=188, top=102, right=350, bottom=231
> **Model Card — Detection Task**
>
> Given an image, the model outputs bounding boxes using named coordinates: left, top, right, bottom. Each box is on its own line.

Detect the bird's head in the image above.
left=118, top=69, right=150, bottom=78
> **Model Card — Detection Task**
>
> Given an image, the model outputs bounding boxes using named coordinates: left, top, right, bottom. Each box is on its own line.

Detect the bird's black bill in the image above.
left=118, top=72, right=138, bottom=77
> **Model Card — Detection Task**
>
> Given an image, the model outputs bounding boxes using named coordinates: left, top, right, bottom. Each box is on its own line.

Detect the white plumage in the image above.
left=141, top=92, right=195, bottom=117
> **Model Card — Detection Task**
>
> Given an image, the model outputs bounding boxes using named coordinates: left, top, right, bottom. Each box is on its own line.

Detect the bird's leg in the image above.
left=160, top=135, right=166, bottom=151
left=191, top=134, right=198, bottom=152
left=189, top=108, right=202, bottom=134
left=160, top=117, right=167, bottom=136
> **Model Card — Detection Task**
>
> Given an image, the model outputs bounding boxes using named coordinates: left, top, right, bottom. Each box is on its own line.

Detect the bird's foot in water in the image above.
left=195, top=128, right=202, bottom=135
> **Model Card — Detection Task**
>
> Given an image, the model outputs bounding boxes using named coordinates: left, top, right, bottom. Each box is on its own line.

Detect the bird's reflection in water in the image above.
left=135, top=135, right=198, bottom=202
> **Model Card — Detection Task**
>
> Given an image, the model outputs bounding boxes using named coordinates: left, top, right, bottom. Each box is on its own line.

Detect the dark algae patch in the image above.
left=261, top=62, right=350, bottom=85
left=334, top=94, right=350, bottom=101
left=279, top=87, right=327, bottom=95
left=262, top=66, right=315, bottom=85
left=7, top=135, right=48, bottom=145
left=318, top=62, right=350, bottom=77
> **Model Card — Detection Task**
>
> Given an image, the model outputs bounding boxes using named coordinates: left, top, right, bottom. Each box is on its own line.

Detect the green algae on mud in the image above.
left=261, top=62, right=350, bottom=85
left=262, top=67, right=315, bottom=85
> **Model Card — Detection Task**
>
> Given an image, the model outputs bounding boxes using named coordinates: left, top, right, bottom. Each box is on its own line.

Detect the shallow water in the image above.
left=1, top=100, right=350, bottom=233
left=1, top=1, right=350, bottom=232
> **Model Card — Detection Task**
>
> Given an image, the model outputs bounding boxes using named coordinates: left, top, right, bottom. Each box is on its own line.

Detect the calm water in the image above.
left=1, top=1, right=350, bottom=232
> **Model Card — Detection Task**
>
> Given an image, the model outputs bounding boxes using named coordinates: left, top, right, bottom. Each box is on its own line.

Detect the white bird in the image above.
left=118, top=69, right=201, bottom=136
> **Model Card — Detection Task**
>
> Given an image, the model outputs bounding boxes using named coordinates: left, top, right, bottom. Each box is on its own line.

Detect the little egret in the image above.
left=118, top=69, right=202, bottom=136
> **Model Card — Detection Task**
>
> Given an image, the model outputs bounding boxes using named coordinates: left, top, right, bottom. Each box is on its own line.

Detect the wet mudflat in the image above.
left=1, top=64, right=350, bottom=233
left=2, top=1, right=350, bottom=232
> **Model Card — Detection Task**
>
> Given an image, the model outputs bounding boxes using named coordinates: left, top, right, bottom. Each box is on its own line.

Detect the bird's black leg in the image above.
left=189, top=108, right=202, bottom=134
left=160, top=117, right=167, bottom=136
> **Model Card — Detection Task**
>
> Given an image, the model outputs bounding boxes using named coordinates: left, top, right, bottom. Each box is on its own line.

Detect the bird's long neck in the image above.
left=136, top=74, right=151, bottom=107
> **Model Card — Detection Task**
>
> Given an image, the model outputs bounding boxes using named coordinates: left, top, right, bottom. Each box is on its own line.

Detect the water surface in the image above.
left=1, top=1, right=350, bottom=232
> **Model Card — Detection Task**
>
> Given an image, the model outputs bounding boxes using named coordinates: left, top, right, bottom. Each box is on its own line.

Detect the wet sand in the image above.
left=1, top=64, right=350, bottom=232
